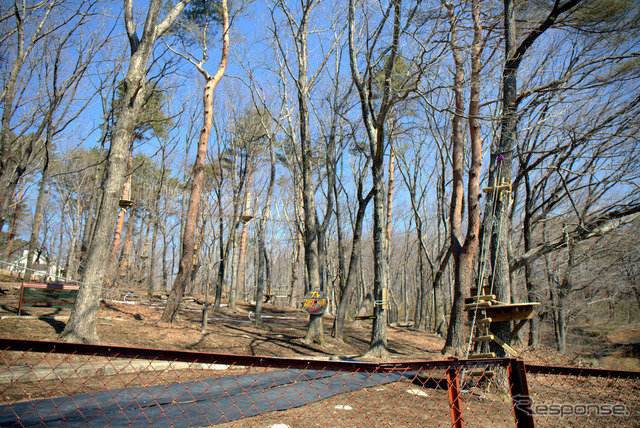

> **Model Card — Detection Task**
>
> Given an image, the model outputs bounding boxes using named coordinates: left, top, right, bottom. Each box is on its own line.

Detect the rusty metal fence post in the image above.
left=446, top=356, right=464, bottom=428
left=507, top=358, right=534, bottom=428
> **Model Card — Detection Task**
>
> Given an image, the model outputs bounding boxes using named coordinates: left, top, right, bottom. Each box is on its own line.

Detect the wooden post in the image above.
left=446, top=357, right=465, bottom=428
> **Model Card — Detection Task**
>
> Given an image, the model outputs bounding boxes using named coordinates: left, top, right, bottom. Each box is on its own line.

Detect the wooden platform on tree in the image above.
left=467, top=300, right=539, bottom=317
left=466, top=298, right=540, bottom=359
left=480, top=302, right=540, bottom=322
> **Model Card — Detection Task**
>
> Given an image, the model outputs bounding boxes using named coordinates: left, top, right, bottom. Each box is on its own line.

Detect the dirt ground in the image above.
left=0, top=281, right=447, bottom=361
left=0, top=280, right=637, bottom=368
left=1, top=280, right=639, bottom=427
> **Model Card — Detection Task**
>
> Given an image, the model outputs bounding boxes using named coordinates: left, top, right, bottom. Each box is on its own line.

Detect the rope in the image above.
left=465, top=157, right=507, bottom=359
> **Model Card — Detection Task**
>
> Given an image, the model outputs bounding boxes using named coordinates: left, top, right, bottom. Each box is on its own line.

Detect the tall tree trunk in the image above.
left=160, top=0, right=229, bottom=323
left=417, top=225, right=428, bottom=331
left=133, top=213, right=149, bottom=283
left=236, top=168, right=254, bottom=303
left=554, top=286, right=567, bottom=353
left=24, top=124, right=55, bottom=281
left=237, top=220, right=249, bottom=302
left=460, top=0, right=484, bottom=354
left=523, top=175, right=540, bottom=346
left=293, top=0, right=324, bottom=346
left=55, top=208, right=65, bottom=279
left=366, top=142, right=389, bottom=358
left=290, top=227, right=303, bottom=308
left=348, top=0, right=403, bottom=360
left=484, top=0, right=583, bottom=357
left=139, top=218, right=151, bottom=287
left=554, top=243, right=575, bottom=353
left=145, top=162, right=164, bottom=297
left=105, top=138, right=134, bottom=288
left=483, top=0, right=519, bottom=358
left=432, top=246, right=451, bottom=336
left=60, top=0, right=191, bottom=343
left=385, top=138, right=395, bottom=326
left=228, top=219, right=239, bottom=310
left=254, top=137, right=277, bottom=327
left=161, top=226, right=170, bottom=292
left=65, top=193, right=84, bottom=279
left=443, top=0, right=483, bottom=356
left=333, top=182, right=373, bottom=340
left=227, top=155, right=242, bottom=310
left=289, top=186, right=304, bottom=309
left=213, top=188, right=227, bottom=311
left=189, top=224, right=204, bottom=296
left=3, top=183, right=24, bottom=263
left=333, top=163, right=346, bottom=322
left=77, top=159, right=104, bottom=279
left=0, top=176, right=20, bottom=236
left=119, top=206, right=137, bottom=282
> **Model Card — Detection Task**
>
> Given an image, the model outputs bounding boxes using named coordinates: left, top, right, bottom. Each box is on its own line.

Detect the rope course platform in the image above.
left=466, top=284, right=539, bottom=359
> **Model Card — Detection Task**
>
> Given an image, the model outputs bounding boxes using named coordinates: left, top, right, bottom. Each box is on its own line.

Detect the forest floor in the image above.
left=0, top=280, right=637, bottom=370
left=0, top=280, right=638, bottom=426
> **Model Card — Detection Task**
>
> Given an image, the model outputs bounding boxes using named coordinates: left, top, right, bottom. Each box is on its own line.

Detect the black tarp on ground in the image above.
left=0, top=368, right=405, bottom=427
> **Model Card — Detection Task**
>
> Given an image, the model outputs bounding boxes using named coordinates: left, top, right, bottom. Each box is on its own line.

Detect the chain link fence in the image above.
left=524, top=364, right=639, bottom=427
left=0, top=338, right=638, bottom=427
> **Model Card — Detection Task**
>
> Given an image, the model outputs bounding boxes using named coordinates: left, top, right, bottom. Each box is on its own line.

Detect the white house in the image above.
left=9, top=249, right=60, bottom=280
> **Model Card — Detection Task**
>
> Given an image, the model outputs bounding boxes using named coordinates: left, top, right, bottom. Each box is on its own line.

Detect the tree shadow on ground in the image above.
left=38, top=310, right=66, bottom=334
left=101, top=302, right=145, bottom=320
left=191, top=323, right=338, bottom=357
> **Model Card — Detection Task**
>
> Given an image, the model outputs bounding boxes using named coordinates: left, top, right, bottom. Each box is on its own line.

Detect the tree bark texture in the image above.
left=236, top=168, right=254, bottom=303
left=366, top=149, right=390, bottom=358
left=485, top=0, right=582, bottom=356
left=254, top=136, right=277, bottom=326
left=60, top=0, right=191, bottom=343
left=213, top=189, right=227, bottom=311
left=105, top=139, right=134, bottom=288
left=443, top=0, right=483, bottom=357
left=287, top=0, right=324, bottom=346
left=348, top=0, right=402, bottom=361
left=160, top=0, right=229, bottom=323
left=119, top=206, right=137, bottom=281
left=333, top=184, right=373, bottom=340
left=24, top=130, right=51, bottom=281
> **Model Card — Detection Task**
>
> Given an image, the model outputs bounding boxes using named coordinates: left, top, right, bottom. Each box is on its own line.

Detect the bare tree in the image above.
left=442, top=0, right=486, bottom=357
left=333, top=154, right=373, bottom=340
left=160, top=0, right=229, bottom=323
left=479, top=0, right=583, bottom=357
left=60, top=0, right=191, bottom=343
left=347, top=0, right=429, bottom=358
left=501, top=0, right=640, bottom=347
left=0, top=0, right=59, bottom=232
left=0, top=0, right=107, bottom=237
left=23, top=12, right=110, bottom=281
left=267, top=0, right=345, bottom=345
left=253, top=130, right=277, bottom=327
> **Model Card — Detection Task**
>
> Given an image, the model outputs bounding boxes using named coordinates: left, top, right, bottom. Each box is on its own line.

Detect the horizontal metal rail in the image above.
left=525, top=363, right=640, bottom=379
left=0, top=337, right=514, bottom=372
left=1, top=338, right=638, bottom=427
